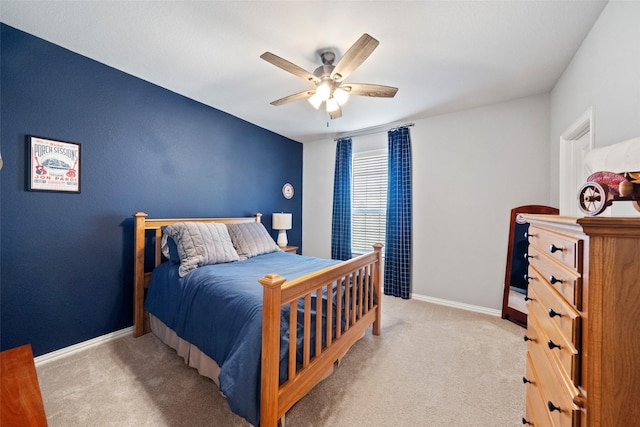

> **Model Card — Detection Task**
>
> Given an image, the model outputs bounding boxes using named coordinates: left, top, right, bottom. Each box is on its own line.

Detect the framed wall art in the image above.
left=26, top=135, right=81, bottom=193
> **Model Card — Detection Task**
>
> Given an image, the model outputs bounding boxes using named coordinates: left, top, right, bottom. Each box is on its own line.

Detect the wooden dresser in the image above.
left=520, top=215, right=640, bottom=427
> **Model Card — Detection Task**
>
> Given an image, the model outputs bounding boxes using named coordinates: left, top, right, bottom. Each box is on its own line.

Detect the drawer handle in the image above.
left=549, top=275, right=563, bottom=285
left=522, top=376, right=532, bottom=384
left=547, top=339, right=561, bottom=350
left=522, top=417, right=533, bottom=425
left=548, top=308, right=562, bottom=318
left=549, top=244, right=564, bottom=253
left=547, top=401, right=562, bottom=412
left=524, top=335, right=535, bottom=342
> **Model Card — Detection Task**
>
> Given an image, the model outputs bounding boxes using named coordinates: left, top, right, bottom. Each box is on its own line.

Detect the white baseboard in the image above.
left=411, top=293, right=501, bottom=317
left=34, top=326, right=133, bottom=367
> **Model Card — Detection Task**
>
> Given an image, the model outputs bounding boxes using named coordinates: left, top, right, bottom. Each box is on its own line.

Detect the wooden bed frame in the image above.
left=133, top=212, right=383, bottom=427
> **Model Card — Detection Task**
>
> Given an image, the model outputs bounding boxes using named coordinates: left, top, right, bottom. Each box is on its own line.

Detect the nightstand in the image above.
left=281, top=245, right=298, bottom=254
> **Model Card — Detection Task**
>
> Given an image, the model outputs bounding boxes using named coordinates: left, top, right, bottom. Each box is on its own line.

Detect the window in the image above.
left=352, top=149, right=387, bottom=254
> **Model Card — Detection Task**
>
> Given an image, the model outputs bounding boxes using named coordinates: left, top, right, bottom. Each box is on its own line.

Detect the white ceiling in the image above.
left=1, top=1, right=607, bottom=143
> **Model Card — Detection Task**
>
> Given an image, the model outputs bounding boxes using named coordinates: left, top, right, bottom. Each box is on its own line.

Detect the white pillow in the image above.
left=226, top=222, right=281, bottom=259
left=163, top=222, right=240, bottom=277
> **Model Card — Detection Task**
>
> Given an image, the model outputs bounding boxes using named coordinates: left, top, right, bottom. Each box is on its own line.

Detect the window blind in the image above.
left=352, top=151, right=387, bottom=253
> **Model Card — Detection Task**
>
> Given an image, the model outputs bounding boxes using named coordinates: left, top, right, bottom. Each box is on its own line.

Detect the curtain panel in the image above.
left=331, top=138, right=352, bottom=261
left=385, top=127, right=412, bottom=298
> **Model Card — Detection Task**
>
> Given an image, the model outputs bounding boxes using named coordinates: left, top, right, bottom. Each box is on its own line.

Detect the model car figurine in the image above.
left=578, top=170, right=640, bottom=216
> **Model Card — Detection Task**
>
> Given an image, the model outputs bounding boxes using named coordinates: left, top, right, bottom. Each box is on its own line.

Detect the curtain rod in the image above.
left=333, top=122, right=414, bottom=141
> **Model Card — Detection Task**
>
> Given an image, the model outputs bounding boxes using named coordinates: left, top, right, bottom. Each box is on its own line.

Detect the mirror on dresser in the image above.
left=501, top=205, right=559, bottom=327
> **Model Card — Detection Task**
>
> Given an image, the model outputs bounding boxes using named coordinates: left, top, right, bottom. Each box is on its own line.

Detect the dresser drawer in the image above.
left=528, top=290, right=580, bottom=385
left=525, top=353, right=553, bottom=426
left=526, top=315, right=581, bottom=427
left=528, top=247, right=582, bottom=309
left=528, top=279, right=581, bottom=351
left=529, top=225, right=583, bottom=274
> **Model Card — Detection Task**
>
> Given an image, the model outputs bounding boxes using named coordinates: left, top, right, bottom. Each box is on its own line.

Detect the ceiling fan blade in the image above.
left=260, top=52, right=320, bottom=84
left=328, top=106, right=342, bottom=120
left=270, top=90, right=315, bottom=106
left=331, top=34, right=380, bottom=82
left=344, top=83, right=398, bottom=98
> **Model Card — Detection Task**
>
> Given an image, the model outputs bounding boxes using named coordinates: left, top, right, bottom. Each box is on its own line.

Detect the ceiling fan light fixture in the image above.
left=308, top=93, right=322, bottom=109
left=334, top=87, right=349, bottom=106
left=316, top=82, right=331, bottom=101
left=261, top=34, right=397, bottom=121
left=326, top=97, right=340, bottom=113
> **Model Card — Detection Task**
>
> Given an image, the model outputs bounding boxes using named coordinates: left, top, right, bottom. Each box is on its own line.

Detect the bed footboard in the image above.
left=259, top=244, right=383, bottom=427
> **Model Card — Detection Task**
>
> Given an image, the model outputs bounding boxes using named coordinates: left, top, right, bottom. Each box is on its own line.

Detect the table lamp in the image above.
left=272, top=213, right=292, bottom=247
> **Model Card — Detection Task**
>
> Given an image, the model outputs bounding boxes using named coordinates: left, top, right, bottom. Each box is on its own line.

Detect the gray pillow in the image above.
left=164, top=222, right=240, bottom=277
left=226, top=222, right=281, bottom=259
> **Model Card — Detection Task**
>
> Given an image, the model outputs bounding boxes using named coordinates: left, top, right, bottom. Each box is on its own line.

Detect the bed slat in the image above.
left=303, top=295, right=311, bottom=367
left=288, top=301, right=297, bottom=381
left=315, top=288, right=322, bottom=358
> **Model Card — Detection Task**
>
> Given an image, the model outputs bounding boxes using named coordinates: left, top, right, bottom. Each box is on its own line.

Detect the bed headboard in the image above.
left=132, top=211, right=262, bottom=337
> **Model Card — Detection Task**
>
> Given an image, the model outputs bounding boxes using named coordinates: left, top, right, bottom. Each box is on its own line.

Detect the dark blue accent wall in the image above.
left=0, top=24, right=303, bottom=356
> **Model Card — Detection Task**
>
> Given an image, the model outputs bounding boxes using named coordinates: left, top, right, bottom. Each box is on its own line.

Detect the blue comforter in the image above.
left=144, top=251, right=340, bottom=426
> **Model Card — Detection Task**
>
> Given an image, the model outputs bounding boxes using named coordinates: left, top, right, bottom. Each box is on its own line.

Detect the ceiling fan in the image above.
left=260, top=33, right=398, bottom=119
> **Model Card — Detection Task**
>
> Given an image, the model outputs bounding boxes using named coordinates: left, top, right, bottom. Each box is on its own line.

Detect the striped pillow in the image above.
left=164, top=222, right=240, bottom=277
left=226, top=222, right=281, bottom=260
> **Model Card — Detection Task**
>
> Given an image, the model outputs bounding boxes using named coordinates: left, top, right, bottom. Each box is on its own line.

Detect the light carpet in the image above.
left=36, top=296, right=526, bottom=426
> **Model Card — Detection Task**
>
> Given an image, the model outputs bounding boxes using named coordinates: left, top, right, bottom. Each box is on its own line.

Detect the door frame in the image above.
left=559, top=107, right=594, bottom=216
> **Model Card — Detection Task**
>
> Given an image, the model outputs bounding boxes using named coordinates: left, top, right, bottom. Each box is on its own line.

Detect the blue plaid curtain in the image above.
left=331, top=138, right=352, bottom=260
left=385, top=127, right=412, bottom=298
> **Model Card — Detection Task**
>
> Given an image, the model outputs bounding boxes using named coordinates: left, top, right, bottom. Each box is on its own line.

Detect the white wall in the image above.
left=550, top=1, right=640, bottom=214
left=303, top=94, right=550, bottom=311
left=302, top=137, right=336, bottom=258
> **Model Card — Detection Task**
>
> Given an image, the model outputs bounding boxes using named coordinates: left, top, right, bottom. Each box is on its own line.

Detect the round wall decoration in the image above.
left=282, top=183, right=294, bottom=199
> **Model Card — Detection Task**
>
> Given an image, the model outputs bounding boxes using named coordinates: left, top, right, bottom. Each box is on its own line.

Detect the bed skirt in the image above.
left=150, top=314, right=222, bottom=388
left=149, top=313, right=348, bottom=399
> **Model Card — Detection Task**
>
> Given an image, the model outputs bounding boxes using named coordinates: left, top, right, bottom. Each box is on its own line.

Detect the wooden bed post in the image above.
left=259, top=273, right=286, bottom=427
left=133, top=212, right=148, bottom=338
left=372, top=243, right=383, bottom=336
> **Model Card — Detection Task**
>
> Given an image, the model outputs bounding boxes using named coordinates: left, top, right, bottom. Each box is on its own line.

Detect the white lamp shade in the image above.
left=325, top=98, right=339, bottom=112
left=334, top=87, right=349, bottom=106
left=272, top=213, right=292, bottom=230
left=315, top=83, right=331, bottom=101
left=308, top=93, right=322, bottom=109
